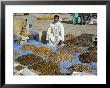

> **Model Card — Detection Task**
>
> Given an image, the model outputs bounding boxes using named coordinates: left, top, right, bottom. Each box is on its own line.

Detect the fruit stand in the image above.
left=13, top=34, right=97, bottom=75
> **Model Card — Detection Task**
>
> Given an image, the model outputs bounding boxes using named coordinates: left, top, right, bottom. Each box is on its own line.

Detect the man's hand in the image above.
left=58, top=40, right=64, bottom=46
left=60, top=40, right=63, bottom=44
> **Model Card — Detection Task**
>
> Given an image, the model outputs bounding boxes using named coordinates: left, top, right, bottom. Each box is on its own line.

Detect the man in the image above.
left=20, top=19, right=29, bottom=44
left=72, top=13, right=79, bottom=25
left=46, top=15, right=64, bottom=47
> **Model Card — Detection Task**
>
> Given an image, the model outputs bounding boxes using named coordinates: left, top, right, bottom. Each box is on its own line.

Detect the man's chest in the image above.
left=51, top=24, right=61, bottom=32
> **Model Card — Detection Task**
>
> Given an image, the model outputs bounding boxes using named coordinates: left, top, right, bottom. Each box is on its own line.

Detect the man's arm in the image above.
left=46, top=24, right=51, bottom=41
left=60, top=23, right=64, bottom=41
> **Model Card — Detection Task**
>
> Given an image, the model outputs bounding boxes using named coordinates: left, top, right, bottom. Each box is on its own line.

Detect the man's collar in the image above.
left=53, top=21, right=60, bottom=24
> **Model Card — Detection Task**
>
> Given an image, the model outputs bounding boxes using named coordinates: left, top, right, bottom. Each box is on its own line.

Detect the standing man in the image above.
left=46, top=15, right=64, bottom=47
left=20, top=19, right=29, bottom=36
left=20, top=18, right=29, bottom=44
left=72, top=13, right=79, bottom=25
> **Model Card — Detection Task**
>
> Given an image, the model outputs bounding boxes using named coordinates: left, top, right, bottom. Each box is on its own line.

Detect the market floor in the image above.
left=31, top=20, right=97, bottom=36
left=14, top=14, right=97, bottom=37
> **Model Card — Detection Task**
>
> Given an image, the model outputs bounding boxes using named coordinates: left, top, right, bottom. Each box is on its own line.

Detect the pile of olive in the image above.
left=33, top=47, right=52, bottom=57
left=64, top=34, right=94, bottom=47
left=68, top=64, right=92, bottom=74
left=16, top=54, right=44, bottom=66
left=16, top=55, right=33, bottom=66
left=57, top=45, right=81, bottom=54
left=87, top=46, right=97, bottom=52
left=22, top=44, right=38, bottom=51
left=49, top=52, right=73, bottom=63
left=22, top=44, right=52, bottom=57
left=28, top=60, right=61, bottom=75
left=64, top=34, right=75, bottom=41
left=80, top=47, right=97, bottom=63
left=15, top=65, right=24, bottom=71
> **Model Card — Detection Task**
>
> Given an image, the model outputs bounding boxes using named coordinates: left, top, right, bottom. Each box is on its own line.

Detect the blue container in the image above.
left=29, top=23, right=32, bottom=28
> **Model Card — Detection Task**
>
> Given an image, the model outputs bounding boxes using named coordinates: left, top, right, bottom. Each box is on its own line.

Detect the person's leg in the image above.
left=48, top=33, right=55, bottom=46
left=54, top=35, right=62, bottom=46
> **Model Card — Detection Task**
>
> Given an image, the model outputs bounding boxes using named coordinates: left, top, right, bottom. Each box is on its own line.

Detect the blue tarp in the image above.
left=14, top=39, right=97, bottom=75
left=59, top=52, right=97, bottom=74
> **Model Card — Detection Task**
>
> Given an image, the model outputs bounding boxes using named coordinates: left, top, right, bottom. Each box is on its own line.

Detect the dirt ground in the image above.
left=14, top=13, right=97, bottom=37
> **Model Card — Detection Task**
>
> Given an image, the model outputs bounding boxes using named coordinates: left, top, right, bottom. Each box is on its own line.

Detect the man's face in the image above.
left=54, top=17, right=59, bottom=23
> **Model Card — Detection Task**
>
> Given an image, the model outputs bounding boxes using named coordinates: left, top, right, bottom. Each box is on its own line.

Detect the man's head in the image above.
left=54, top=15, right=59, bottom=23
